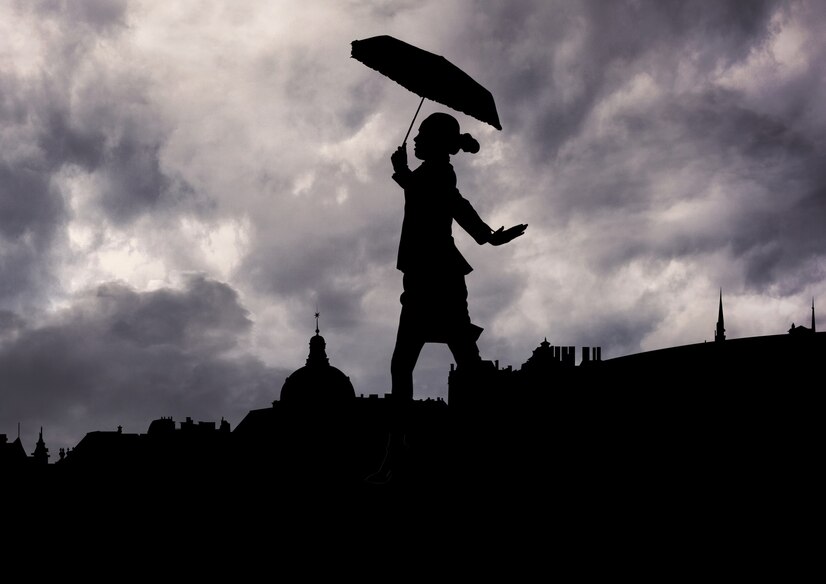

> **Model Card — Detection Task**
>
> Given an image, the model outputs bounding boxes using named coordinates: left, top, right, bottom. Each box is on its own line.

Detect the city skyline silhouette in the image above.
left=4, top=293, right=821, bottom=476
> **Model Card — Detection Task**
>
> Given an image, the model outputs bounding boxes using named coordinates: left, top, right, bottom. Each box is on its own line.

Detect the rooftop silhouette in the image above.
left=279, top=313, right=355, bottom=406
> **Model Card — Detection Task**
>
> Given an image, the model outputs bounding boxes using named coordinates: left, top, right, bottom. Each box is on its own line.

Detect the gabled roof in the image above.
left=0, top=436, right=28, bottom=465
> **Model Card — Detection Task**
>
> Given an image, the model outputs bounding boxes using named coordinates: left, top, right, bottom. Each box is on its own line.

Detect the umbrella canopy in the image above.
left=351, top=35, right=502, bottom=139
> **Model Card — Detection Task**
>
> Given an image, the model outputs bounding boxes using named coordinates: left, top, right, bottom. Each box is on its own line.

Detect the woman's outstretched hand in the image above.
left=489, top=224, right=528, bottom=246
left=391, top=145, right=408, bottom=173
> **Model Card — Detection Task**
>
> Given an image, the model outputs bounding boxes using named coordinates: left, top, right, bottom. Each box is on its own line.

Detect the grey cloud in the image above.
left=0, top=163, right=64, bottom=243
left=340, top=76, right=388, bottom=131
left=66, top=0, right=129, bottom=31
left=464, top=262, right=528, bottom=333
left=349, top=0, right=420, bottom=19
left=38, top=109, right=106, bottom=172
left=562, top=89, right=813, bottom=215
left=0, top=275, right=287, bottom=452
left=97, top=138, right=172, bottom=224
left=732, top=171, right=826, bottom=291
left=242, top=223, right=398, bottom=332
left=0, top=162, right=65, bottom=307
left=582, top=293, right=666, bottom=352
left=43, top=64, right=194, bottom=225
left=0, top=243, right=60, bottom=311
left=25, top=0, right=128, bottom=33
left=458, top=0, right=783, bottom=160
left=99, top=275, right=252, bottom=353
left=525, top=78, right=825, bottom=296
left=0, top=310, right=26, bottom=346
left=0, top=0, right=192, bottom=308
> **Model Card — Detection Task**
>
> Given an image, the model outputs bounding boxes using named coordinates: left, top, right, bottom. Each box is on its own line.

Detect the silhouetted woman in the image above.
left=389, top=112, right=527, bottom=400
left=367, top=112, right=526, bottom=483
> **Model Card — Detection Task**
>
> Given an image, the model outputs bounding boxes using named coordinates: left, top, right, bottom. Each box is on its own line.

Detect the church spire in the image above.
left=715, top=289, right=726, bottom=342
left=812, top=297, right=816, bottom=333
left=32, top=426, right=49, bottom=465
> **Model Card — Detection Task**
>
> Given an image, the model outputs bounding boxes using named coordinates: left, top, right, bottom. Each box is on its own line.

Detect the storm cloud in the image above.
left=0, top=275, right=287, bottom=450
left=1, top=0, right=825, bottom=452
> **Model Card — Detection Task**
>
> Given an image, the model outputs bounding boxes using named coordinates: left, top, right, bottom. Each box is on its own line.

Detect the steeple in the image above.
left=715, top=289, right=725, bottom=343
left=32, top=426, right=49, bottom=465
left=812, top=297, right=816, bottom=333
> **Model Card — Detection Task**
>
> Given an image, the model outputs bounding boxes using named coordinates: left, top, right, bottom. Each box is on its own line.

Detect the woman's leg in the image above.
left=368, top=307, right=423, bottom=483
left=447, top=336, right=482, bottom=371
left=444, top=273, right=483, bottom=371
left=391, top=314, right=425, bottom=401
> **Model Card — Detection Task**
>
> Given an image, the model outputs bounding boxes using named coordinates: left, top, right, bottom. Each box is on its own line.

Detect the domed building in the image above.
left=279, top=314, right=356, bottom=406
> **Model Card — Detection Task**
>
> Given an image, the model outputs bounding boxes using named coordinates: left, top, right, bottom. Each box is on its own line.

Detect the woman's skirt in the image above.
left=398, top=270, right=483, bottom=344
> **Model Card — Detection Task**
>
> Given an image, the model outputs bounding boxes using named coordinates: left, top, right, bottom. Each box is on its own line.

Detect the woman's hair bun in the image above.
left=459, top=133, right=480, bottom=154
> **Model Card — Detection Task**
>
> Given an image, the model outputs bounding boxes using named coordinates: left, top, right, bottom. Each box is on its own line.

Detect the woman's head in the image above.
left=413, top=112, right=480, bottom=160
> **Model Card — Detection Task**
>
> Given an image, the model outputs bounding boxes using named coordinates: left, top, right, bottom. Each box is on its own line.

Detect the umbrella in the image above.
left=350, top=35, right=501, bottom=145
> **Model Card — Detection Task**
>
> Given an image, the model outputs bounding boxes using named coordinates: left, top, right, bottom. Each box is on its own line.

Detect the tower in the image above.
left=715, top=289, right=725, bottom=343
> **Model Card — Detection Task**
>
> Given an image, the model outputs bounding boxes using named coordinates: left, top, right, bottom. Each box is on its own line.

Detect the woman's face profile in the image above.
left=412, top=123, right=443, bottom=161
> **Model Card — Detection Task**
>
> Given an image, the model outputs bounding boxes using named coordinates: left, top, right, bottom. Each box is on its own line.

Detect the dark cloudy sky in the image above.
left=2, top=0, right=825, bottom=453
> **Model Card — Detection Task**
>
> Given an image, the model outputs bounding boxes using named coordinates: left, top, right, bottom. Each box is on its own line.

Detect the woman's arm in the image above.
left=488, top=224, right=528, bottom=246
left=391, top=145, right=413, bottom=188
left=453, top=193, right=493, bottom=244
left=453, top=192, right=528, bottom=246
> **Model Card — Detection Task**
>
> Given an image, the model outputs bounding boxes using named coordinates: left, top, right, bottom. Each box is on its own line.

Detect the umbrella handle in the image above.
left=402, top=96, right=426, bottom=147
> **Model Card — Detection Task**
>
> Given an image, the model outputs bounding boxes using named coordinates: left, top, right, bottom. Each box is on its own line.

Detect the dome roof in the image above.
left=279, top=333, right=355, bottom=405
